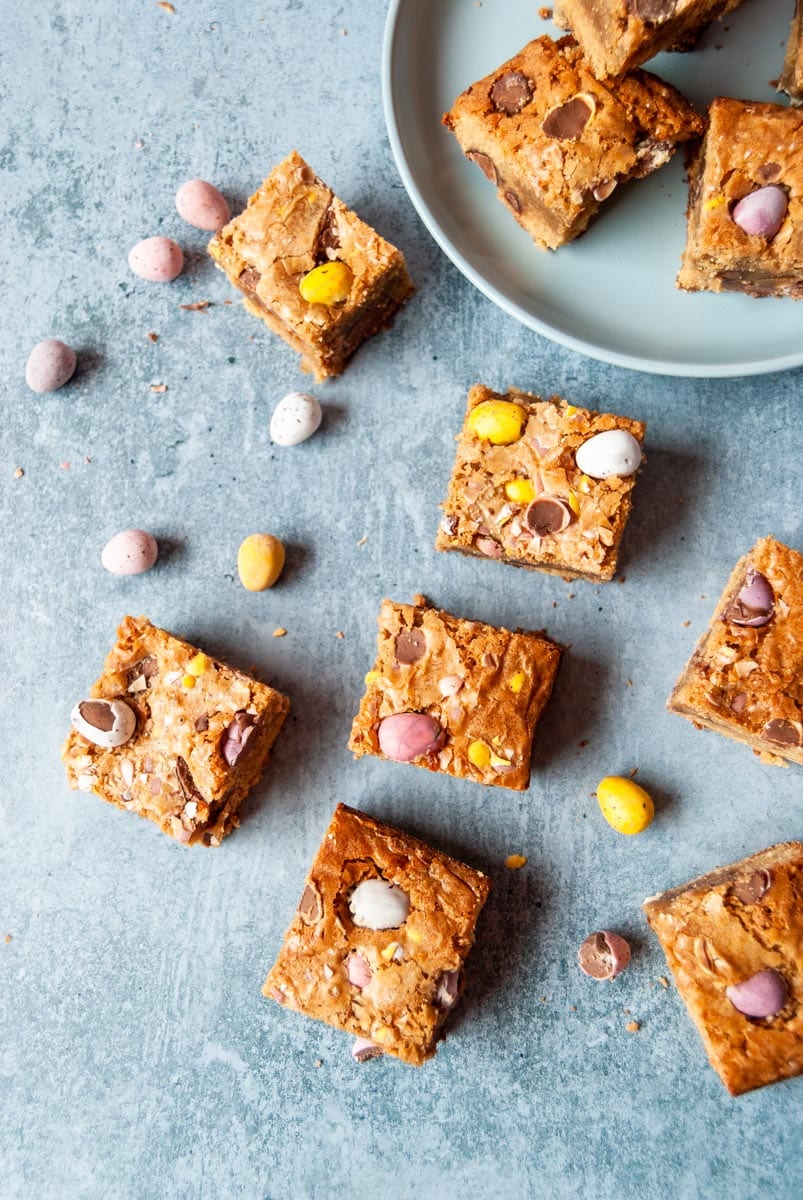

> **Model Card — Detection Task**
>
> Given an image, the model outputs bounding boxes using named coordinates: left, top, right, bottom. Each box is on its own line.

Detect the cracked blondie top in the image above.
left=436, top=385, right=645, bottom=582
left=554, top=0, right=746, bottom=79
left=62, top=615, right=290, bottom=845
left=644, top=841, right=803, bottom=1095
left=442, top=35, right=702, bottom=250
left=677, top=99, right=803, bottom=299
left=668, top=536, right=803, bottom=767
left=263, top=803, right=490, bottom=1066
left=208, top=150, right=413, bottom=379
left=348, top=597, right=561, bottom=792
left=779, top=0, right=803, bottom=105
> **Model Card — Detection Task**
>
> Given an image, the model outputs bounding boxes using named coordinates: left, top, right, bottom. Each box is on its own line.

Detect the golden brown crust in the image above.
left=557, top=0, right=746, bottom=79
left=677, top=99, right=803, bottom=298
left=348, top=597, right=561, bottom=791
left=643, top=842, right=803, bottom=1095
left=442, top=36, right=702, bottom=250
left=667, top=536, right=803, bottom=767
left=263, top=803, right=490, bottom=1066
left=62, top=615, right=290, bottom=844
left=435, top=385, right=645, bottom=581
left=208, top=151, right=413, bottom=378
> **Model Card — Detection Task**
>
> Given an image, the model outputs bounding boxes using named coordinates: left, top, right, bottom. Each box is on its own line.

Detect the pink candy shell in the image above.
left=175, top=179, right=230, bottom=231
left=101, top=529, right=159, bottom=576
left=128, top=236, right=184, bottom=282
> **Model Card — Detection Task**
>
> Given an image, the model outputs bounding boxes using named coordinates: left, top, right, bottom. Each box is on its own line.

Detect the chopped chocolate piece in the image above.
left=628, top=0, right=676, bottom=24
left=79, top=700, right=115, bottom=732
left=395, top=627, right=426, bottom=664
left=490, top=70, right=533, bottom=115
left=127, top=654, right=158, bottom=691
left=542, top=95, right=594, bottom=140
left=466, top=149, right=498, bottom=184
left=762, top=718, right=802, bottom=748
left=730, top=869, right=771, bottom=905
left=298, top=882, right=322, bottom=924
left=194, top=713, right=209, bottom=732
left=175, top=756, right=204, bottom=803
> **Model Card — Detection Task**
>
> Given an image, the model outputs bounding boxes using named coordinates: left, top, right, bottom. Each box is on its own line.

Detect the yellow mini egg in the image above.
left=596, top=776, right=654, bottom=835
left=237, top=533, right=286, bottom=592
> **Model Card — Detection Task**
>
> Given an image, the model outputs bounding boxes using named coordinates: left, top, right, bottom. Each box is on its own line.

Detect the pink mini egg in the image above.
left=25, top=339, right=77, bottom=393
left=101, top=529, right=159, bottom=575
left=128, top=236, right=184, bottom=282
left=175, top=179, right=230, bottom=231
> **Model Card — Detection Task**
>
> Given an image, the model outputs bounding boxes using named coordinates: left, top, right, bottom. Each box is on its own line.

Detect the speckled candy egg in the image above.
left=270, top=392, right=323, bottom=446
left=575, top=429, right=642, bottom=480
left=175, top=179, right=230, bottom=231
left=101, top=529, right=159, bottom=575
left=25, top=339, right=77, bottom=393
left=128, top=236, right=184, bottom=282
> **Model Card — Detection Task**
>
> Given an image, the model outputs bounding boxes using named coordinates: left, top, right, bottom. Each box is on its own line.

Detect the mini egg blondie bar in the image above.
left=442, top=35, right=702, bottom=250
left=678, top=99, right=803, bottom=299
left=63, top=615, right=290, bottom=844
left=667, top=537, right=803, bottom=767
left=554, top=0, right=746, bottom=79
left=348, top=596, right=561, bottom=791
left=644, top=841, right=803, bottom=1095
left=780, top=0, right=803, bottom=104
left=208, top=151, right=413, bottom=379
left=436, top=385, right=645, bottom=582
left=264, top=803, right=490, bottom=1066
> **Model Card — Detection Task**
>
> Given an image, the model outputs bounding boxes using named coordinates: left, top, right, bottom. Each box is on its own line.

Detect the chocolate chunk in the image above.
left=466, top=150, right=498, bottom=184
left=78, top=700, right=116, bottom=731
left=126, top=655, right=158, bottom=691
left=542, top=96, right=594, bottom=141
left=758, top=162, right=782, bottom=183
left=593, top=178, right=618, bottom=202
left=628, top=0, right=676, bottom=23
left=194, top=714, right=209, bottom=732
left=503, top=189, right=522, bottom=213
left=490, top=71, right=533, bottom=116
left=525, top=497, right=572, bottom=536
left=577, top=931, right=630, bottom=980
left=298, top=881, right=322, bottom=925
left=238, top=266, right=261, bottom=292
left=315, top=205, right=341, bottom=261
left=395, top=627, right=426, bottom=665
left=632, top=138, right=672, bottom=177
left=175, top=756, right=203, bottom=803
left=221, top=710, right=257, bottom=766
left=731, top=868, right=772, bottom=905
left=724, top=568, right=774, bottom=627
left=762, top=718, right=802, bottom=748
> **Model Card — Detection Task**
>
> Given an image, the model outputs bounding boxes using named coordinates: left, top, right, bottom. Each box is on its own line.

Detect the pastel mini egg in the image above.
left=175, top=179, right=230, bottom=231
left=575, top=429, right=642, bottom=480
left=128, top=236, right=184, bottom=282
left=270, top=392, right=322, bottom=446
left=101, top=529, right=159, bottom=575
left=25, top=339, right=77, bottom=393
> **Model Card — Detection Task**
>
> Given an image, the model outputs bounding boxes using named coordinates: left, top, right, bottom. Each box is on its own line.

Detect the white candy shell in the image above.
left=348, top=878, right=410, bottom=930
left=270, top=392, right=322, bottom=447
left=71, top=698, right=137, bottom=748
left=575, top=429, right=642, bottom=480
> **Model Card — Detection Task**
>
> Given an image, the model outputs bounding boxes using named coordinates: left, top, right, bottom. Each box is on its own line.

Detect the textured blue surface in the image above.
left=1, top=3, right=801, bottom=1198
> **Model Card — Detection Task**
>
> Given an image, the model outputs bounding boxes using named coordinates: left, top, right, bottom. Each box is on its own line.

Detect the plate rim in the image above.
left=381, top=0, right=803, bottom=379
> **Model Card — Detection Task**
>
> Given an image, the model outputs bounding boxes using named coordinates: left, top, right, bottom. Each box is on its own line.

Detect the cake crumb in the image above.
left=659, top=976, right=669, bottom=988
left=628, top=767, right=639, bottom=778
left=626, top=1020, right=640, bottom=1032
left=682, top=620, right=691, bottom=627
left=314, top=1058, right=323, bottom=1068
left=13, top=468, right=24, bottom=479
left=568, top=1005, right=577, bottom=1012
left=626, top=678, right=633, bottom=687
left=180, top=300, right=211, bottom=312
left=60, top=461, right=70, bottom=470
left=146, top=331, right=159, bottom=342
left=150, top=383, right=168, bottom=393
left=273, top=627, right=287, bottom=638
left=4, top=934, right=11, bottom=944
left=157, top=2, right=176, bottom=11
left=539, top=6, right=553, bottom=17
left=505, top=854, right=527, bottom=870
left=356, top=535, right=368, bottom=546
left=335, top=631, right=345, bottom=639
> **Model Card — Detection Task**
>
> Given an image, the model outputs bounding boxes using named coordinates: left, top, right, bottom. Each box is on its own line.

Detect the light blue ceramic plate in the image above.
left=382, top=0, right=803, bottom=376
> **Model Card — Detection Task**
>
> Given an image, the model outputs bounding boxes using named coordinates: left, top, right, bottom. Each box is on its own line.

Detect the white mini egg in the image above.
left=71, top=698, right=137, bottom=748
left=348, top=879, right=410, bottom=930
left=101, top=529, right=159, bottom=575
left=270, top=392, right=322, bottom=447
left=575, top=429, right=642, bottom=479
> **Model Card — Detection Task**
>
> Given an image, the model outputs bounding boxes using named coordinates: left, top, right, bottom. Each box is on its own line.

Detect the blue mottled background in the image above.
left=1, top=3, right=800, bottom=1198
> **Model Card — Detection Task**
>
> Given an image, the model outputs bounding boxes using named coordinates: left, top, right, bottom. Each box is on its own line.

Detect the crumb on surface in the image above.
left=273, top=628, right=287, bottom=638
left=147, top=331, right=159, bottom=342
left=505, top=854, right=527, bottom=870
left=335, top=631, right=345, bottom=639
left=13, top=468, right=24, bottom=478
left=4, top=934, right=11, bottom=944
left=659, top=976, right=669, bottom=988
left=150, top=383, right=168, bottom=393
left=180, top=300, right=211, bottom=311
left=626, top=1020, right=640, bottom=1032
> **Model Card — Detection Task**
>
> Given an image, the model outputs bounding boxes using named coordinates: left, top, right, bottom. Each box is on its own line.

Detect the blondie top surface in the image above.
left=263, top=803, right=490, bottom=1066
left=442, top=35, right=702, bottom=250
left=644, top=841, right=803, bottom=1095
left=436, top=386, right=645, bottom=582
left=555, top=0, right=746, bottom=79
left=780, top=0, right=803, bottom=103
left=208, top=150, right=413, bottom=376
left=62, top=615, right=290, bottom=845
left=677, top=99, right=803, bottom=297
left=668, top=536, right=803, bottom=767
left=348, top=596, right=561, bottom=791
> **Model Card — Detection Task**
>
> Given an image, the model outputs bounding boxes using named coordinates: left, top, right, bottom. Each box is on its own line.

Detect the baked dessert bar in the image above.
left=263, top=803, right=490, bottom=1066
left=442, top=35, right=703, bottom=250
left=553, top=0, right=746, bottom=80
left=436, top=385, right=645, bottom=582
left=208, top=151, right=414, bottom=379
left=677, top=98, right=803, bottom=299
left=667, top=536, right=803, bottom=767
left=63, top=615, right=290, bottom=844
left=779, top=0, right=803, bottom=105
left=348, top=596, right=561, bottom=791
left=644, top=841, right=803, bottom=1095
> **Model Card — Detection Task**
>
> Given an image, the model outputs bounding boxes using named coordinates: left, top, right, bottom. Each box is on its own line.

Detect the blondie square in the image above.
left=263, top=803, right=490, bottom=1066
left=643, top=841, right=803, bottom=1095
left=667, top=536, right=803, bottom=767
left=554, top=0, right=746, bottom=79
left=677, top=99, right=803, bottom=299
left=208, top=151, right=413, bottom=379
left=62, top=615, right=290, bottom=845
left=779, top=0, right=803, bottom=105
left=348, top=596, right=561, bottom=791
left=442, top=35, right=702, bottom=250
left=435, top=385, right=645, bottom=582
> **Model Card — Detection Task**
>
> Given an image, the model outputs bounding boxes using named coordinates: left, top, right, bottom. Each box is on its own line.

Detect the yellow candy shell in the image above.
left=596, top=776, right=654, bottom=835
